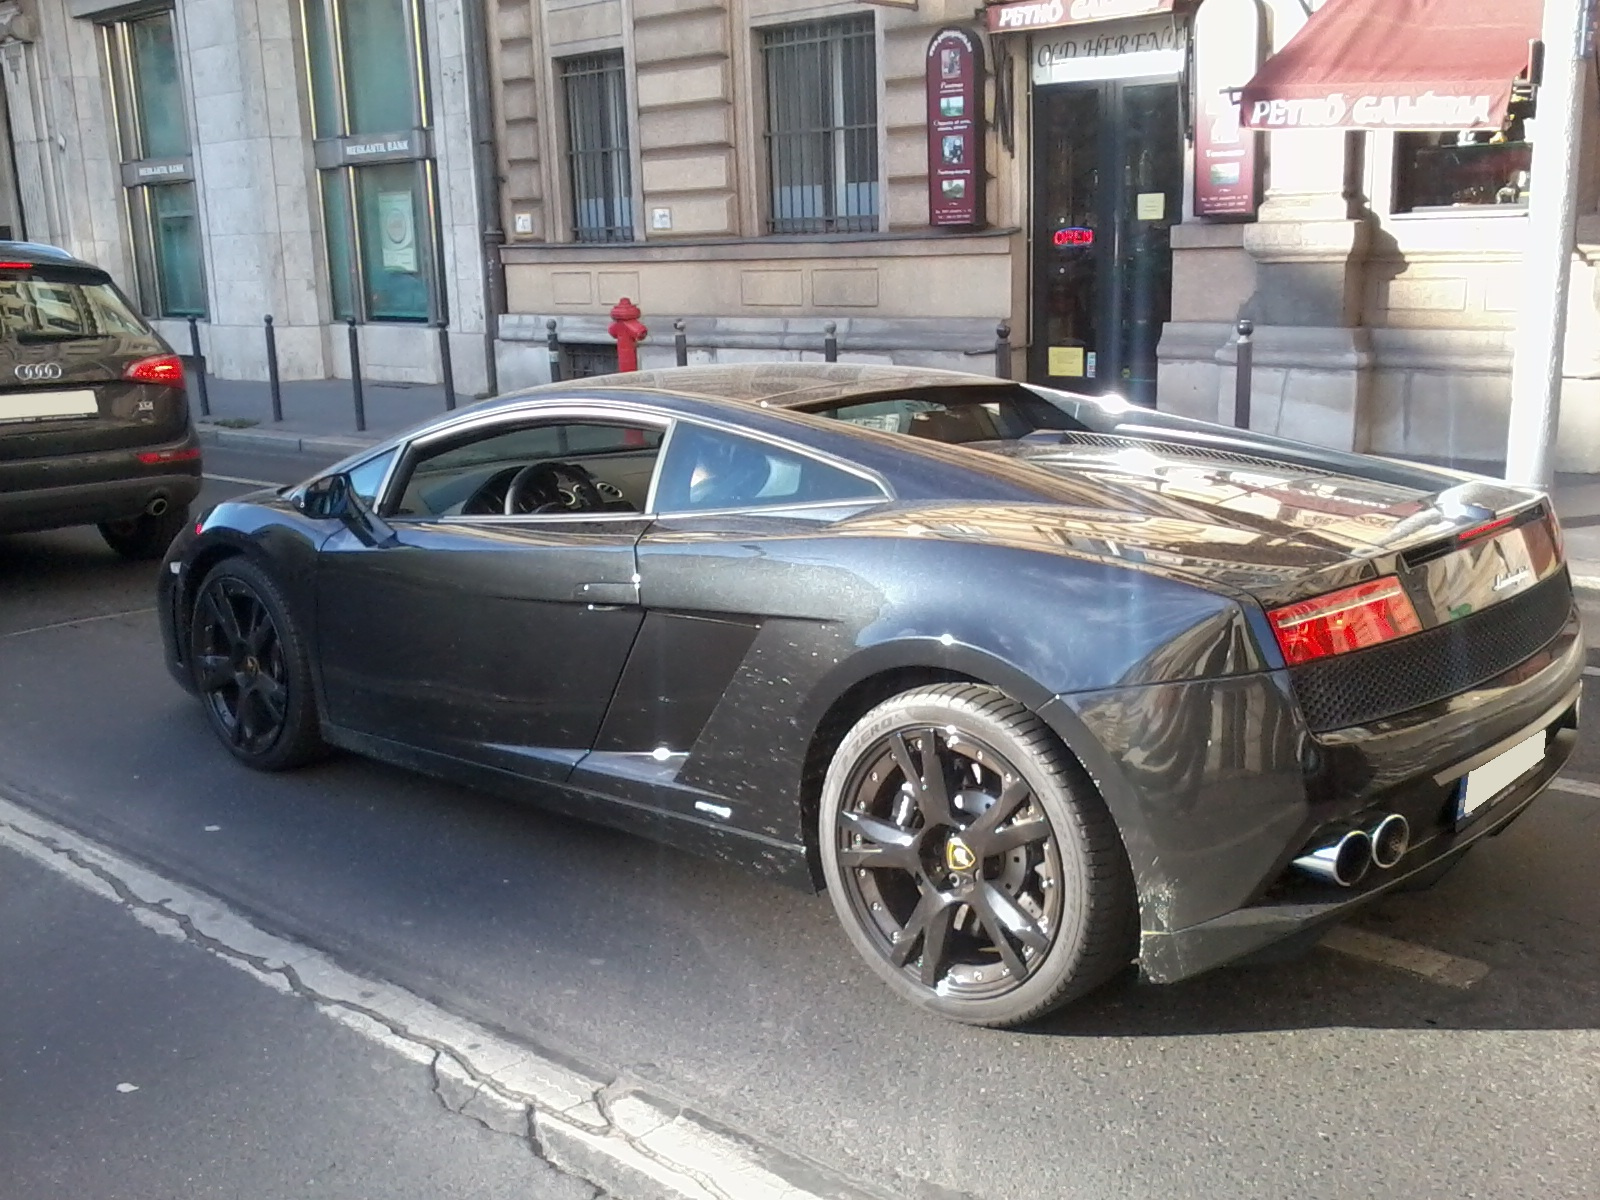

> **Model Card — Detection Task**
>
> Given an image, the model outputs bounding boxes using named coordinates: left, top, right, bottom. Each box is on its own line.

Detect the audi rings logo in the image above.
left=14, top=362, right=63, bottom=382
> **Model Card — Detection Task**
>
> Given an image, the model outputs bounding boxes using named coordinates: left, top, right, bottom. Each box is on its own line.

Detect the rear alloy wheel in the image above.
left=99, top=503, right=190, bottom=561
left=188, top=558, right=326, bottom=771
left=819, top=684, right=1136, bottom=1027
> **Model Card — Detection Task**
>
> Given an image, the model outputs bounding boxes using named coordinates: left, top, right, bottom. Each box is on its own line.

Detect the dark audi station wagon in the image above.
left=0, top=242, right=200, bottom=559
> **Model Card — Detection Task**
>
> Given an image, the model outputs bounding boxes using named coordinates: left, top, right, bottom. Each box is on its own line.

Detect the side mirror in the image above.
left=300, top=474, right=352, bottom=520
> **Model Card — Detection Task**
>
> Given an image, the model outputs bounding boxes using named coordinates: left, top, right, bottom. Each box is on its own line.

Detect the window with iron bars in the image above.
left=560, top=53, right=635, bottom=243
left=761, top=17, right=879, bottom=235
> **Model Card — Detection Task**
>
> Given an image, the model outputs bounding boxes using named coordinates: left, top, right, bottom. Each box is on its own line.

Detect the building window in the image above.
left=104, top=13, right=207, bottom=318
left=302, top=0, right=438, bottom=323
left=560, top=53, right=634, bottom=243
left=1394, top=115, right=1532, bottom=213
left=760, top=17, right=879, bottom=235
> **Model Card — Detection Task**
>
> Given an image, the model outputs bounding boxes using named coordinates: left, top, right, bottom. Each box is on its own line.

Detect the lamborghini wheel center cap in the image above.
left=945, top=835, right=977, bottom=874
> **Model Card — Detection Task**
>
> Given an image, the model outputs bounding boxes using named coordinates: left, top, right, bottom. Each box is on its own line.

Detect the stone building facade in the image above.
left=0, top=0, right=495, bottom=391
left=490, top=0, right=1600, bottom=471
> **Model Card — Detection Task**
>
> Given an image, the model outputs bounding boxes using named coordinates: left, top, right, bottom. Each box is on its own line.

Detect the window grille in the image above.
left=761, top=17, right=879, bottom=235
left=561, top=53, right=635, bottom=243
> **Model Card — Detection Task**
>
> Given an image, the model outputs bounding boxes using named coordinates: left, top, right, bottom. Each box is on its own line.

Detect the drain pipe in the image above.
left=460, top=0, right=505, bottom=397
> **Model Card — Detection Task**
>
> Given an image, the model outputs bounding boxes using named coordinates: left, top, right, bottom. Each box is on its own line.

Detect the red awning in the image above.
left=1239, top=0, right=1541, bottom=131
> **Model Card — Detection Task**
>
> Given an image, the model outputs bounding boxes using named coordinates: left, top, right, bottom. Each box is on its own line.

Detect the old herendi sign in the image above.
left=926, top=28, right=986, bottom=228
left=986, top=0, right=1174, bottom=34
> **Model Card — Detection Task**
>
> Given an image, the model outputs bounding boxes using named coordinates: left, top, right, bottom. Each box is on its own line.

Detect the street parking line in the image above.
left=1, top=607, right=155, bottom=640
left=1320, top=926, right=1490, bottom=989
left=204, top=473, right=283, bottom=488
left=0, top=790, right=872, bottom=1200
left=1551, top=776, right=1600, bottom=800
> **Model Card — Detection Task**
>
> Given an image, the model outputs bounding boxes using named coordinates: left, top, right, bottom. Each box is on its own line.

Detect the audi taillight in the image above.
left=124, top=354, right=185, bottom=388
left=1267, top=577, right=1423, bottom=667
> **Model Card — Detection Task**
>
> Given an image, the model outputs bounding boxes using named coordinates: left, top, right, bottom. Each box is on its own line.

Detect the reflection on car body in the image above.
left=158, top=365, right=1580, bottom=1027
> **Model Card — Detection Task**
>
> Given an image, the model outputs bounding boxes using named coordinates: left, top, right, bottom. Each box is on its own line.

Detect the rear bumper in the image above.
left=1042, top=597, right=1585, bottom=986
left=0, top=432, right=201, bottom=534
left=1138, top=697, right=1578, bottom=984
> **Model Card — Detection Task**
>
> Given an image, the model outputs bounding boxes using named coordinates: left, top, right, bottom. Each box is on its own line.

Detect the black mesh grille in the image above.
left=1290, top=572, right=1574, bottom=733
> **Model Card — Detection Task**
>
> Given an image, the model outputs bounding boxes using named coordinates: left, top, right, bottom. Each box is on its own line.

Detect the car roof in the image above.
left=0, top=241, right=103, bottom=272
left=482, top=364, right=1017, bottom=414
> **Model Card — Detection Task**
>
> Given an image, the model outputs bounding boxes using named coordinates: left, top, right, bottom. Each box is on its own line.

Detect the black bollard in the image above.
left=823, top=321, right=838, bottom=363
left=437, top=322, right=456, bottom=411
left=545, top=318, right=563, bottom=383
left=1234, top=318, right=1255, bottom=430
left=346, top=318, right=366, bottom=433
left=264, top=315, right=282, bottom=422
left=995, top=321, right=1012, bottom=380
left=674, top=318, right=688, bottom=367
left=187, top=315, right=210, bottom=417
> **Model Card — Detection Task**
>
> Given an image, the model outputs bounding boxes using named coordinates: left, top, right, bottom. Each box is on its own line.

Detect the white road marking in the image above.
left=1582, top=666, right=1600, bottom=678
left=1550, top=776, right=1600, bottom=800
left=1, top=607, right=156, bottom=639
left=204, top=473, right=284, bottom=488
left=0, top=791, right=860, bottom=1200
left=1571, top=574, right=1600, bottom=593
left=1320, top=925, right=1490, bottom=989
left=115, top=1083, right=139, bottom=1094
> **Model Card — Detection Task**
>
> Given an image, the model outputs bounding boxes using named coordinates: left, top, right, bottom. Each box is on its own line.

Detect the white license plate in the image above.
left=0, top=389, right=99, bottom=423
left=1457, top=731, right=1547, bottom=822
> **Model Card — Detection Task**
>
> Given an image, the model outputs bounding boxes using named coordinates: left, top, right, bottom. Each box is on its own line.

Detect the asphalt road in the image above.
left=2, top=442, right=1598, bottom=1199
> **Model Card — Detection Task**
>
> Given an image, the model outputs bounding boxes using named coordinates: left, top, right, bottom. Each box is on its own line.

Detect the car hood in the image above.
left=845, top=436, right=1545, bottom=599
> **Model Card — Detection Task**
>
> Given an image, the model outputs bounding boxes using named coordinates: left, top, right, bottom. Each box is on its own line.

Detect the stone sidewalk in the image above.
left=186, top=371, right=1600, bottom=585
left=189, top=374, right=466, bottom=458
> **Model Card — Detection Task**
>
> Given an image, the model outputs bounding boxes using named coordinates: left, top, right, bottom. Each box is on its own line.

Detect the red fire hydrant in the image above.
left=608, top=297, right=647, bottom=373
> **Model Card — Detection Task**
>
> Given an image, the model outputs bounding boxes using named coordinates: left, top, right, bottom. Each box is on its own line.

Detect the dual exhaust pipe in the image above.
left=1293, top=813, right=1410, bottom=888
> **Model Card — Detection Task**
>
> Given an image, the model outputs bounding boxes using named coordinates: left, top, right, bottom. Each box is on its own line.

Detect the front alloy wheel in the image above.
left=820, top=684, right=1135, bottom=1027
left=188, top=559, right=326, bottom=771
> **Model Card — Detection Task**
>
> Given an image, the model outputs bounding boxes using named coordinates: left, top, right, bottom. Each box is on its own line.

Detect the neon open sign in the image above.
left=1053, top=227, right=1094, bottom=246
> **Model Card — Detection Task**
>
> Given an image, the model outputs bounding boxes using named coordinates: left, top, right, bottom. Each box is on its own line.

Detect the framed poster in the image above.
left=926, top=29, right=986, bottom=228
left=1193, top=0, right=1262, bottom=218
left=378, top=190, right=418, bottom=273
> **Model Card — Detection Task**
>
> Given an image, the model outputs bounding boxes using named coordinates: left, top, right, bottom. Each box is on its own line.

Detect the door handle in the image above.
left=574, top=581, right=638, bottom=605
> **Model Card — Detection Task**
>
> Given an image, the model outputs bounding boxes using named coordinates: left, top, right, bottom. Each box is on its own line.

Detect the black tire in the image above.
left=99, top=503, right=191, bottom=561
left=188, top=557, right=327, bottom=771
left=819, top=683, right=1137, bottom=1028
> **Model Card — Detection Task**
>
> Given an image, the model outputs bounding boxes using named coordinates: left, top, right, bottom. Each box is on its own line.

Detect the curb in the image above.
left=1567, top=561, right=1600, bottom=593
left=197, top=423, right=380, bottom=459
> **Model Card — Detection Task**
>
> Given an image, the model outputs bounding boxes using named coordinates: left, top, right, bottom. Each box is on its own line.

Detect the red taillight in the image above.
left=0, top=261, right=34, bottom=270
left=124, top=354, right=185, bottom=388
left=1267, top=576, right=1423, bottom=667
left=136, top=446, right=202, bottom=465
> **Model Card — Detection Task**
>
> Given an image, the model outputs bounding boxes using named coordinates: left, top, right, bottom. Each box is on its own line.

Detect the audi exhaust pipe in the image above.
left=145, top=496, right=169, bottom=517
left=1369, top=813, right=1411, bottom=869
left=1292, top=829, right=1373, bottom=888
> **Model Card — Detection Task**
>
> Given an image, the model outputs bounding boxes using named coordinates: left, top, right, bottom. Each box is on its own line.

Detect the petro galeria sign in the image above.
left=987, top=0, right=1173, bottom=34
left=1243, top=91, right=1498, bottom=130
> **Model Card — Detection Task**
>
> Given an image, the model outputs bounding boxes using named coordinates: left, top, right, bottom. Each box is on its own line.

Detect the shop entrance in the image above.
left=1029, top=79, right=1183, bottom=405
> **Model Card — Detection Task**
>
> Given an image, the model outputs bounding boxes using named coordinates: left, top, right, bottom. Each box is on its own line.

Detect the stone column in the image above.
left=1224, top=0, right=1374, bottom=450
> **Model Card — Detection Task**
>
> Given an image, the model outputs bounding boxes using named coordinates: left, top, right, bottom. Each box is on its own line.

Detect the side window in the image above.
left=346, top=448, right=397, bottom=507
left=654, top=422, right=884, bottom=514
left=387, top=419, right=664, bottom=518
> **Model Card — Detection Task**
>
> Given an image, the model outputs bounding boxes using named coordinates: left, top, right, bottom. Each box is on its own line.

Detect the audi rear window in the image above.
left=0, top=272, right=148, bottom=342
